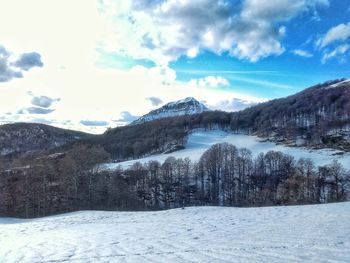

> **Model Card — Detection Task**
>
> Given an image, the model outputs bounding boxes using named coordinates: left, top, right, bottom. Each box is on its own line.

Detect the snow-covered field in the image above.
left=1, top=202, right=350, bottom=263
left=103, top=130, right=350, bottom=170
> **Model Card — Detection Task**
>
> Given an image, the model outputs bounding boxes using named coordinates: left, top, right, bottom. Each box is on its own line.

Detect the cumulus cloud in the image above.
left=214, top=98, right=258, bottom=112
left=116, top=111, right=139, bottom=123
left=189, top=76, right=230, bottom=88
left=0, top=46, right=23, bottom=82
left=322, top=44, right=350, bottom=63
left=147, top=96, right=163, bottom=106
left=292, top=49, right=313, bottom=58
left=318, top=22, right=350, bottom=48
left=80, top=120, right=109, bottom=126
left=317, top=22, right=350, bottom=63
left=100, top=0, right=328, bottom=63
left=13, top=52, right=44, bottom=71
left=0, top=45, right=43, bottom=82
left=31, top=118, right=54, bottom=125
left=0, top=46, right=10, bottom=59
left=18, top=107, right=55, bottom=115
left=30, top=95, right=60, bottom=108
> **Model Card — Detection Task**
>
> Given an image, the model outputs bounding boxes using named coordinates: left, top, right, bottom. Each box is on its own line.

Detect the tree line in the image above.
left=119, top=143, right=349, bottom=209
left=1, top=142, right=349, bottom=218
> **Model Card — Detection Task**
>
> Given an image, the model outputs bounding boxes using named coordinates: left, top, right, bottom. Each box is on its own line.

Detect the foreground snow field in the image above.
left=103, top=130, right=350, bottom=170
left=1, top=202, right=350, bottom=263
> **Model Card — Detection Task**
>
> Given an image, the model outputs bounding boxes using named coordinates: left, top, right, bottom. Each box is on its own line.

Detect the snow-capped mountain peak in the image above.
left=131, top=97, right=210, bottom=125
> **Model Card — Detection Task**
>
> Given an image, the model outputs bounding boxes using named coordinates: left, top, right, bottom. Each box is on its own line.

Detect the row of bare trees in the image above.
left=127, top=143, right=349, bottom=209
left=0, top=144, right=110, bottom=218
left=0, top=142, right=349, bottom=218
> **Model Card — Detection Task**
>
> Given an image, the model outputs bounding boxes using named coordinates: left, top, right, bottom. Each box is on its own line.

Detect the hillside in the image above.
left=103, top=129, right=350, bottom=171
left=230, top=79, right=350, bottom=149
left=2, top=131, right=349, bottom=217
left=1, top=79, right=348, bottom=161
left=1, top=202, right=349, bottom=263
left=97, top=79, right=350, bottom=161
left=0, top=123, right=91, bottom=157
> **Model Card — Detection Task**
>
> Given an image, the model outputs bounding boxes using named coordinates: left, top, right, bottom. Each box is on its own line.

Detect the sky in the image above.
left=0, top=0, right=349, bottom=133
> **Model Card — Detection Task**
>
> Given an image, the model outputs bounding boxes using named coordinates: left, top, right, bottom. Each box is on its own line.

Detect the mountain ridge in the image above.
left=0, top=122, right=91, bottom=157
left=0, top=79, right=349, bottom=160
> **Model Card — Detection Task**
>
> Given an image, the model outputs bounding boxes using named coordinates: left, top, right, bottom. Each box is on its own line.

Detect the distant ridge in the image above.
left=0, top=122, right=90, bottom=157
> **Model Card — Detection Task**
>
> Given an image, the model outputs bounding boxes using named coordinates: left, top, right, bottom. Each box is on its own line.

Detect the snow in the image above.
left=327, top=79, right=350, bottom=89
left=131, top=97, right=209, bottom=125
left=102, top=130, right=350, bottom=170
left=1, top=202, right=349, bottom=263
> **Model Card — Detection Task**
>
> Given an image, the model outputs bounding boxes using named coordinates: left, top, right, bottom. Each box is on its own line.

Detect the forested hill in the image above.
left=96, top=79, right=350, bottom=160
left=230, top=78, right=350, bottom=149
left=0, top=123, right=91, bottom=157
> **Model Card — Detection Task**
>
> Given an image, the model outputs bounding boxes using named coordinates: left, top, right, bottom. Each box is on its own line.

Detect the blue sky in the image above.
left=98, top=0, right=350, bottom=98
left=0, top=0, right=350, bottom=133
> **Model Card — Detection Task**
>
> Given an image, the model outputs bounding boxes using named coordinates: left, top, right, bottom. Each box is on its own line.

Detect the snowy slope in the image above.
left=131, top=97, right=210, bottom=125
left=102, top=130, right=350, bottom=170
left=1, top=202, right=350, bottom=263
left=327, top=79, right=350, bottom=89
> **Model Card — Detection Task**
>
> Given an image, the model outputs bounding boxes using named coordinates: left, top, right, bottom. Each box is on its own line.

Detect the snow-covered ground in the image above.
left=1, top=202, right=349, bottom=263
left=102, top=130, right=350, bottom=170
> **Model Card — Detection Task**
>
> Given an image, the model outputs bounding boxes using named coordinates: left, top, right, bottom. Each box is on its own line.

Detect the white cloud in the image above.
left=213, top=98, right=258, bottom=112
left=0, top=61, right=265, bottom=133
left=99, top=0, right=328, bottom=63
left=241, top=0, right=327, bottom=21
left=0, top=0, right=281, bottom=133
left=292, top=49, right=313, bottom=58
left=147, top=97, right=163, bottom=106
left=321, top=44, right=350, bottom=63
left=0, top=45, right=43, bottom=82
left=189, top=76, right=230, bottom=88
left=30, top=95, right=60, bottom=108
left=80, top=120, right=109, bottom=127
left=13, top=52, right=43, bottom=71
left=316, top=22, right=350, bottom=63
left=115, top=111, right=139, bottom=124
left=318, top=22, right=350, bottom=48
left=18, top=107, right=55, bottom=115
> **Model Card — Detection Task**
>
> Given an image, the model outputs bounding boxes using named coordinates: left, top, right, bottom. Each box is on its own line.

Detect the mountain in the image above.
left=131, top=97, right=210, bottom=125
left=0, top=122, right=91, bottom=157
left=98, top=79, right=350, bottom=160
left=1, top=79, right=349, bottom=161
left=1, top=79, right=350, bottom=219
